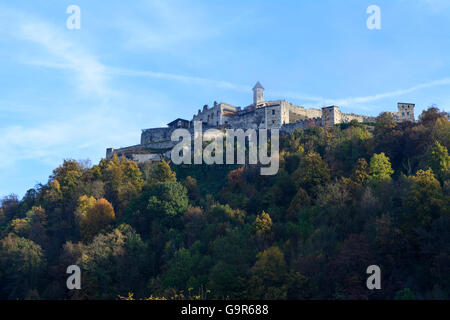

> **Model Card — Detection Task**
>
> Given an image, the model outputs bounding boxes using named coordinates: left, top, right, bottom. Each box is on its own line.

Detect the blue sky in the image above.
left=1, top=0, right=449, bottom=198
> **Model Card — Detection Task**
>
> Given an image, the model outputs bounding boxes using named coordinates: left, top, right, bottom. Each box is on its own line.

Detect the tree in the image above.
left=0, top=194, right=20, bottom=221
left=101, top=154, right=143, bottom=212
left=184, top=176, right=200, bottom=202
left=26, top=206, right=49, bottom=248
left=351, top=158, right=370, bottom=185
left=144, top=160, right=176, bottom=185
left=419, top=107, right=448, bottom=126
left=76, top=224, right=149, bottom=299
left=402, top=169, right=444, bottom=230
left=0, top=235, right=46, bottom=299
left=50, top=159, right=84, bottom=201
left=249, top=246, right=287, bottom=299
left=162, top=248, right=194, bottom=290
left=332, top=234, right=374, bottom=299
left=4, top=218, right=30, bottom=238
left=78, top=198, right=115, bottom=242
left=254, top=211, right=273, bottom=243
left=428, top=141, right=449, bottom=183
left=227, top=167, right=245, bottom=191
left=292, top=152, right=330, bottom=191
left=287, top=188, right=310, bottom=219
left=147, top=181, right=188, bottom=217
left=368, top=153, right=394, bottom=185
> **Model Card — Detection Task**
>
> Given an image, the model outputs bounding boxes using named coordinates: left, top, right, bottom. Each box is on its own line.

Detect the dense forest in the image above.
left=0, top=107, right=449, bottom=300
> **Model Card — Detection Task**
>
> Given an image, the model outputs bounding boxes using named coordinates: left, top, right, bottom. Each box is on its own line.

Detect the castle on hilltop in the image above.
left=106, top=82, right=415, bottom=162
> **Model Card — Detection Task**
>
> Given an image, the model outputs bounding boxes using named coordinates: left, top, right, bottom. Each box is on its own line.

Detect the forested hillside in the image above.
left=0, top=107, right=449, bottom=300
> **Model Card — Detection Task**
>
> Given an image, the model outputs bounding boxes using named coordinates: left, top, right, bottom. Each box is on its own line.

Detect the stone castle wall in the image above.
left=106, top=82, right=415, bottom=162
left=280, top=118, right=322, bottom=134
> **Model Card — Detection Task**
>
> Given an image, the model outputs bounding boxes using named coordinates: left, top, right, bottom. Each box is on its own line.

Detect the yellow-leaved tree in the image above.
left=76, top=196, right=115, bottom=242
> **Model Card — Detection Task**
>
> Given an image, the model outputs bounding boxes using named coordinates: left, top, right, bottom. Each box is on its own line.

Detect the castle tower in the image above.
left=253, top=81, right=264, bottom=106
left=321, top=106, right=341, bottom=127
left=397, top=103, right=415, bottom=122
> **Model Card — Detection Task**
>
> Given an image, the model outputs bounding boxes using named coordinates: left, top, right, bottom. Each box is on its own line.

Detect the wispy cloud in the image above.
left=0, top=6, right=111, bottom=101
left=304, top=78, right=450, bottom=107
left=0, top=7, right=130, bottom=170
left=108, top=66, right=450, bottom=109
left=18, top=22, right=111, bottom=100
left=26, top=58, right=450, bottom=110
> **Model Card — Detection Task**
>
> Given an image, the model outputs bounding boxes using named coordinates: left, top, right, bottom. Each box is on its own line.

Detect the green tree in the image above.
left=249, top=246, right=288, bottom=299
left=101, top=154, right=143, bottom=212
left=50, top=159, right=84, bottom=200
left=428, top=141, right=450, bottom=183
left=287, top=188, right=310, bottom=218
left=144, top=160, right=176, bottom=185
left=77, top=224, right=148, bottom=299
left=292, top=152, right=331, bottom=191
left=162, top=248, right=194, bottom=290
left=254, top=211, right=273, bottom=248
left=402, top=169, right=444, bottom=230
left=368, top=153, right=394, bottom=185
left=0, top=235, right=46, bottom=299
left=147, top=181, right=188, bottom=217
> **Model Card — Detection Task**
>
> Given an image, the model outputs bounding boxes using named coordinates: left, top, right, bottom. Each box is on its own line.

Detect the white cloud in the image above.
left=0, top=7, right=132, bottom=170
left=0, top=6, right=111, bottom=101
left=18, top=22, right=111, bottom=100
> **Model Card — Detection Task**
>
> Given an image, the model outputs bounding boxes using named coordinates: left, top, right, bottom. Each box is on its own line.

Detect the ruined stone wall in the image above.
left=130, top=153, right=162, bottom=163
left=141, top=127, right=173, bottom=144
left=322, top=106, right=376, bottom=127
left=192, top=102, right=239, bottom=127
left=306, top=108, right=322, bottom=118
left=228, top=108, right=265, bottom=129
left=280, top=118, right=322, bottom=134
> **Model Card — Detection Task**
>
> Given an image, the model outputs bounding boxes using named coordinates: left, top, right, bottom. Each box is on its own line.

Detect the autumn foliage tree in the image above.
left=78, top=197, right=115, bottom=242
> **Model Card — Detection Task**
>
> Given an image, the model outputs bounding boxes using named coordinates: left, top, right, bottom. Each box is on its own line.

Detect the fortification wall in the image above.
left=288, top=105, right=322, bottom=123
left=281, top=118, right=322, bottom=134
left=192, top=102, right=240, bottom=127
left=228, top=108, right=265, bottom=129
left=339, top=112, right=376, bottom=124
left=141, top=127, right=173, bottom=144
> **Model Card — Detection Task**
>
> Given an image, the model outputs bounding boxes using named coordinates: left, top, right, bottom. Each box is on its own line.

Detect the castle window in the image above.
left=402, top=112, right=405, bottom=116
left=272, top=120, right=275, bottom=124
left=407, top=112, right=410, bottom=115
left=272, top=110, right=275, bottom=115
